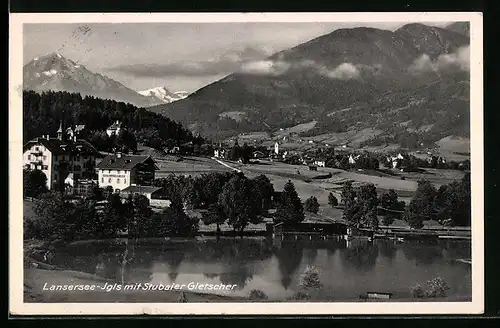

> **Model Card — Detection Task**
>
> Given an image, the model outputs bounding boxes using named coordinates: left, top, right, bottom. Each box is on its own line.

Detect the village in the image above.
left=23, top=118, right=471, bottom=238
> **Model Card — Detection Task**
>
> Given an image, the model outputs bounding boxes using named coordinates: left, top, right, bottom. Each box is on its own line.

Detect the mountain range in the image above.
left=23, top=53, right=186, bottom=107
left=148, top=22, right=471, bottom=149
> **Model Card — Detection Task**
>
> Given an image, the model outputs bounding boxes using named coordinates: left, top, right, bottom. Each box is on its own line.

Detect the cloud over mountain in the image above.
left=409, top=46, right=470, bottom=73
left=105, top=45, right=274, bottom=78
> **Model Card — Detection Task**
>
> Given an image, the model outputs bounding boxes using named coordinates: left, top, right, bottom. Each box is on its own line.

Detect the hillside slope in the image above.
left=149, top=23, right=470, bottom=148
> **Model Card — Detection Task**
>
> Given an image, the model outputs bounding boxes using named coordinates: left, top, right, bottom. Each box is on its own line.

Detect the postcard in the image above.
left=9, top=12, right=484, bottom=315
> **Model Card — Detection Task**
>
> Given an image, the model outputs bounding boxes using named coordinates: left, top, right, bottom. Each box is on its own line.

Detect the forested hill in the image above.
left=23, top=90, right=206, bottom=149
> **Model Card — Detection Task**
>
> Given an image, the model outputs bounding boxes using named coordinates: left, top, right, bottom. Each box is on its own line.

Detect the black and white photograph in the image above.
left=9, top=12, right=483, bottom=315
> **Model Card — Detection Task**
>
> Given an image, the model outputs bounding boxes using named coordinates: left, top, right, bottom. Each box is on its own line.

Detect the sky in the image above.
left=23, top=21, right=448, bottom=93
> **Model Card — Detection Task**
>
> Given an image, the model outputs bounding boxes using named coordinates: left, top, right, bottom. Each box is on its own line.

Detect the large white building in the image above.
left=96, top=153, right=158, bottom=193
left=23, top=123, right=100, bottom=190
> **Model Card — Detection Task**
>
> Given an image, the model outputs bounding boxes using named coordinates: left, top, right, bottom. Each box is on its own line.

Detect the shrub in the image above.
left=249, top=289, right=268, bottom=300
left=425, top=277, right=450, bottom=298
left=411, top=284, right=425, bottom=298
left=304, top=196, right=320, bottom=214
left=328, top=193, right=339, bottom=207
left=299, top=265, right=322, bottom=289
left=287, top=291, right=311, bottom=301
left=411, top=277, right=450, bottom=299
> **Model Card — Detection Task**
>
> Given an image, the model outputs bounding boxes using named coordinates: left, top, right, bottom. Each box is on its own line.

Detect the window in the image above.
left=124, top=179, right=127, bottom=185
left=117, top=178, right=120, bottom=184
left=42, top=165, right=48, bottom=170
left=28, top=155, right=31, bottom=160
left=101, top=177, right=104, bottom=183
left=35, top=147, right=39, bottom=151
left=43, top=155, right=47, bottom=161
left=108, top=178, right=112, bottom=183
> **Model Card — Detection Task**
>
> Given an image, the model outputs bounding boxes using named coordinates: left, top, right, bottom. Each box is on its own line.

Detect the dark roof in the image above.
left=96, top=154, right=158, bottom=170
left=23, top=137, right=99, bottom=156
left=107, top=121, right=122, bottom=130
left=121, top=185, right=163, bottom=194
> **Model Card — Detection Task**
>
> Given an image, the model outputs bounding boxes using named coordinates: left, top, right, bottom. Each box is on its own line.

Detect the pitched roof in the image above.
left=23, top=137, right=100, bottom=156
left=96, top=154, right=158, bottom=170
left=107, top=121, right=122, bottom=130
left=121, top=185, right=163, bottom=194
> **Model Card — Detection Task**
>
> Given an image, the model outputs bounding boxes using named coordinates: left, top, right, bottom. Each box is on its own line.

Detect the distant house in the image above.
left=348, top=154, right=361, bottom=165
left=253, top=150, right=265, bottom=159
left=314, top=160, right=326, bottom=167
left=214, top=148, right=227, bottom=159
left=387, top=153, right=405, bottom=169
left=168, top=146, right=180, bottom=154
left=66, top=124, right=85, bottom=139
left=106, top=120, right=123, bottom=137
left=274, top=142, right=280, bottom=155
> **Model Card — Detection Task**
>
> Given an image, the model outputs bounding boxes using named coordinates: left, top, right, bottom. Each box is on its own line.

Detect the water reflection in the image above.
left=378, top=241, right=397, bottom=262
left=219, top=266, right=254, bottom=289
left=401, top=241, right=444, bottom=265
left=50, top=237, right=472, bottom=300
left=274, top=242, right=303, bottom=290
left=340, top=239, right=379, bottom=271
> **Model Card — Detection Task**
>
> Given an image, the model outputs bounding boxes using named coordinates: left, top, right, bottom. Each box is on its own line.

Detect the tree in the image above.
left=379, top=189, right=404, bottom=226
left=202, top=203, right=226, bottom=235
left=117, top=129, right=138, bottom=153
left=74, top=199, right=100, bottom=239
left=356, top=184, right=379, bottom=230
left=164, top=196, right=199, bottom=237
left=434, top=174, right=471, bottom=227
left=404, top=180, right=437, bottom=228
left=33, top=191, right=77, bottom=241
left=88, top=185, right=104, bottom=201
left=229, top=144, right=240, bottom=161
left=251, top=174, right=275, bottom=214
left=240, top=142, right=251, bottom=163
left=328, top=192, right=338, bottom=207
left=274, top=180, right=305, bottom=224
left=341, top=181, right=356, bottom=222
left=129, top=194, right=152, bottom=237
left=218, top=173, right=260, bottom=235
left=342, top=182, right=379, bottom=230
left=23, top=169, right=48, bottom=198
left=101, top=193, right=125, bottom=237
left=304, top=196, right=320, bottom=214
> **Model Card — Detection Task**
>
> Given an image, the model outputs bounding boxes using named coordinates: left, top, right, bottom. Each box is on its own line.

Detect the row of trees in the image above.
left=25, top=191, right=198, bottom=242
left=404, top=173, right=471, bottom=228
left=340, top=172, right=471, bottom=230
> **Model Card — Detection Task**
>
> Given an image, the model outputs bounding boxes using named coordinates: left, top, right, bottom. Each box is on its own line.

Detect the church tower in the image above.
left=57, top=120, right=64, bottom=141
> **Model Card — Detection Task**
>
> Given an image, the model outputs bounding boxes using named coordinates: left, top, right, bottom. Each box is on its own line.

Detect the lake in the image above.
left=49, top=237, right=472, bottom=302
